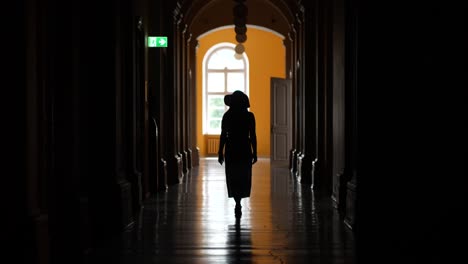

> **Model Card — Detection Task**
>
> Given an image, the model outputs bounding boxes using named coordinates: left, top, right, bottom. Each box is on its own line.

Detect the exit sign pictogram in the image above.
left=148, top=36, right=168, bottom=48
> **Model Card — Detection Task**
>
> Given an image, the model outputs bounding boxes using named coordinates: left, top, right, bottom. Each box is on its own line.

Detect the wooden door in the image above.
left=270, top=78, right=292, bottom=165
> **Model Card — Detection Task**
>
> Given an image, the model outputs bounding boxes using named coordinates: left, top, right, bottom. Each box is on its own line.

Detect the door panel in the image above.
left=271, top=78, right=292, bottom=164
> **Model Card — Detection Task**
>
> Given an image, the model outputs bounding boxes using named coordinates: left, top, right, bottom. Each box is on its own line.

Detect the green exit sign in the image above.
left=148, top=36, right=168, bottom=48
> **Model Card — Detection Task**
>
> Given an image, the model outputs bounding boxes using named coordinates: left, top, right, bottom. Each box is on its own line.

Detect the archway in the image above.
left=195, top=26, right=286, bottom=158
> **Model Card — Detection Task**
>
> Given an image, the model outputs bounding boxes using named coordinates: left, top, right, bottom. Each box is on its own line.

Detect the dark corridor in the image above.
left=6, top=1, right=467, bottom=264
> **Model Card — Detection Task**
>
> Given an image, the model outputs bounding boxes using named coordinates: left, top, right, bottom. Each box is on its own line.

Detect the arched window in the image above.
left=203, top=43, right=249, bottom=134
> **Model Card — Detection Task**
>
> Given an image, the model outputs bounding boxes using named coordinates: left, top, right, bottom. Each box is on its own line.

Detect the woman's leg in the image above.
left=234, top=196, right=241, bottom=206
left=234, top=196, right=242, bottom=217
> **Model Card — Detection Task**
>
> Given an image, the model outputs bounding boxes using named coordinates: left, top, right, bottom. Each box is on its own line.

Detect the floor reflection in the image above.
left=225, top=217, right=252, bottom=264
left=85, top=157, right=355, bottom=264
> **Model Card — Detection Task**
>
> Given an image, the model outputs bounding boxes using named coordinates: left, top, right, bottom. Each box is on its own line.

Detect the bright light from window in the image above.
left=227, top=72, right=245, bottom=92
left=208, top=49, right=244, bottom=69
left=203, top=43, right=249, bottom=135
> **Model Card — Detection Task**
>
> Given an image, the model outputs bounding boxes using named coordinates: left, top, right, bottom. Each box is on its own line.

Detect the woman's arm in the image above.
left=249, top=113, right=258, bottom=164
left=218, top=116, right=227, bottom=165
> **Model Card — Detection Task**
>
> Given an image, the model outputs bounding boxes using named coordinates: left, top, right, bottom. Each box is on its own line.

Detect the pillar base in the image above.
left=192, top=147, right=200, bottom=167
left=187, top=148, right=193, bottom=170
left=167, top=154, right=183, bottom=185
left=331, top=169, right=347, bottom=213
left=298, top=154, right=314, bottom=185
left=182, top=150, right=189, bottom=175
left=23, top=214, right=49, bottom=264
left=344, top=179, right=356, bottom=230
left=289, top=149, right=297, bottom=173
left=158, top=158, right=168, bottom=191
left=117, top=180, right=135, bottom=230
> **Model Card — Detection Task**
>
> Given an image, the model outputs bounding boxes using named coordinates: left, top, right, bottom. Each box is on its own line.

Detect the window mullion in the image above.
left=207, top=92, right=226, bottom=96
left=224, top=67, right=228, bottom=94
left=208, top=69, right=244, bottom=73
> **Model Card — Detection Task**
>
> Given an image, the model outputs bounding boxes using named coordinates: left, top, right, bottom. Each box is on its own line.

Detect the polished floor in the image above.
left=87, top=158, right=355, bottom=263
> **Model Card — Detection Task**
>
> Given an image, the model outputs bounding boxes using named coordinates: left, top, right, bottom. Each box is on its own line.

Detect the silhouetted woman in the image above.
left=218, top=90, right=257, bottom=217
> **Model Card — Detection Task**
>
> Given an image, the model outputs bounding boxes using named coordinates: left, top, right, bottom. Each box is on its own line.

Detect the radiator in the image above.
left=207, top=137, right=220, bottom=155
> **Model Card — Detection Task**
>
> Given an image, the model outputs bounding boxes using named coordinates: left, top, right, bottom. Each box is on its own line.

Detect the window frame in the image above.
left=202, top=42, right=249, bottom=135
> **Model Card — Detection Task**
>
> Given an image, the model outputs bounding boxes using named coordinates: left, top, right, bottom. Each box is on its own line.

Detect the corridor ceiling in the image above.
left=183, top=0, right=295, bottom=39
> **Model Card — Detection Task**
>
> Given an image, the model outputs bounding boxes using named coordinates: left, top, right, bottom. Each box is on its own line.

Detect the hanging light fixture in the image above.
left=233, top=0, right=247, bottom=57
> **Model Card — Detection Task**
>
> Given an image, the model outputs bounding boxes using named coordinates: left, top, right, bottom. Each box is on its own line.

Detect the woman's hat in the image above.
left=224, top=94, right=232, bottom=106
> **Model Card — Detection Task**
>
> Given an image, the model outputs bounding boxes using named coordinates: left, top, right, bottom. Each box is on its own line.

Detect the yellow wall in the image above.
left=196, top=26, right=285, bottom=157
